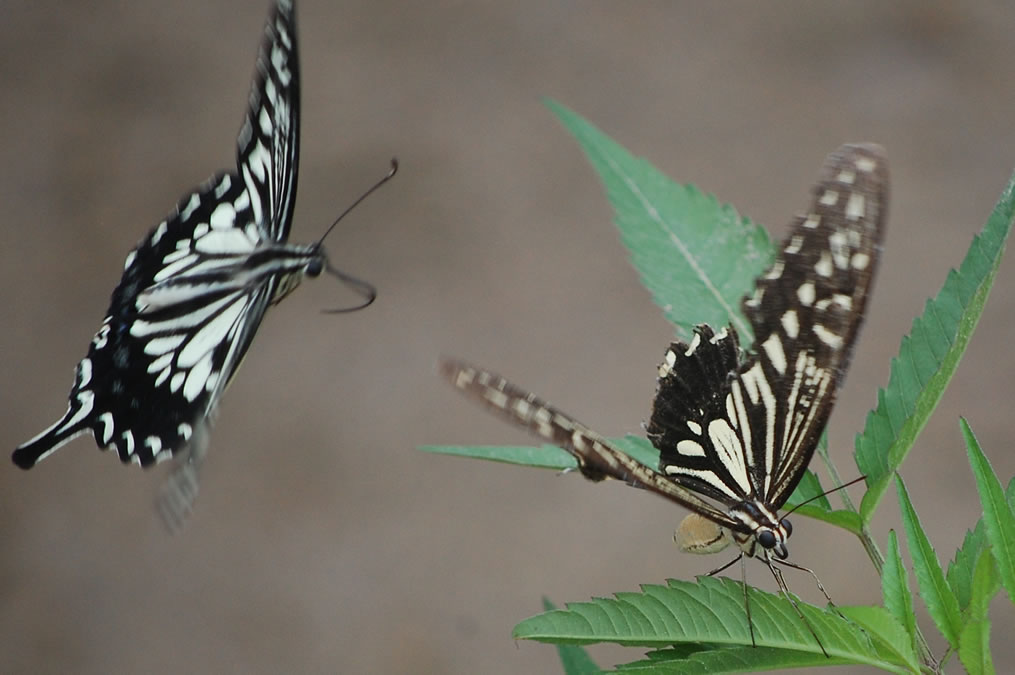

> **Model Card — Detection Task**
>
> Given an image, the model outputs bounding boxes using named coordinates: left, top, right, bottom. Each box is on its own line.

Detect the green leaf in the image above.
left=962, top=417, right=1015, bottom=606
left=546, top=99, right=773, bottom=341
left=513, top=576, right=914, bottom=671
left=957, top=549, right=999, bottom=675
left=543, top=598, right=602, bottom=675
left=423, top=439, right=861, bottom=534
left=881, top=530, right=918, bottom=656
left=783, top=470, right=830, bottom=510
left=856, top=170, right=1015, bottom=522
left=420, top=435, right=658, bottom=472
left=837, top=605, right=920, bottom=671
left=959, top=620, right=995, bottom=675
left=420, top=443, right=577, bottom=470
left=948, top=477, right=1015, bottom=610
left=895, top=475, right=963, bottom=649
left=616, top=646, right=850, bottom=673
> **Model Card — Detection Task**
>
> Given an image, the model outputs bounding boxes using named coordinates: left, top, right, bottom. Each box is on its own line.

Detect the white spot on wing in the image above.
left=819, top=190, right=839, bottom=206
left=784, top=236, right=804, bottom=255
left=851, top=252, right=870, bottom=270
left=183, top=353, right=214, bottom=402
left=484, top=388, right=509, bottom=409
left=761, top=334, right=787, bottom=374
left=781, top=310, right=799, bottom=339
left=151, top=221, right=168, bottom=246
left=797, top=282, right=815, bottom=306
left=855, top=156, right=877, bottom=172
left=179, top=194, right=201, bottom=222
left=845, top=192, right=865, bottom=221
left=676, top=440, right=706, bottom=457
left=686, top=420, right=702, bottom=435
left=813, top=324, right=844, bottom=348
left=814, top=251, right=834, bottom=277
left=195, top=228, right=256, bottom=254
left=684, top=332, right=701, bottom=356
left=144, top=335, right=185, bottom=356
left=98, top=412, right=114, bottom=444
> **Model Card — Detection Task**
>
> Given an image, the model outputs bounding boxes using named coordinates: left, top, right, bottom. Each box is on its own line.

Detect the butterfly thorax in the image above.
left=263, top=243, right=324, bottom=304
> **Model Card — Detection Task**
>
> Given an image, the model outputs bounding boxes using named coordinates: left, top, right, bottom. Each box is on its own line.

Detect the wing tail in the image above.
left=13, top=360, right=96, bottom=469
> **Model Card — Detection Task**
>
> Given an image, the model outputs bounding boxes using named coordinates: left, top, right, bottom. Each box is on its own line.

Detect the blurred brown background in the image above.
left=2, top=1, right=1014, bottom=673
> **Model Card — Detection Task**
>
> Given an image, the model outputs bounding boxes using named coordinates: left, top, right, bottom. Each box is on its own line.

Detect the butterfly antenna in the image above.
left=782, top=475, right=867, bottom=519
left=322, top=265, right=377, bottom=314
left=316, top=158, right=396, bottom=313
left=316, top=158, right=398, bottom=247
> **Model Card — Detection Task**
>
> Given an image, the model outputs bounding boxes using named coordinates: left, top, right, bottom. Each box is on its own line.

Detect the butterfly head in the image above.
left=754, top=518, right=791, bottom=560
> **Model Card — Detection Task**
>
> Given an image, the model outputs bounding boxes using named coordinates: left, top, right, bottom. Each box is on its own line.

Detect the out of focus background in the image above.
left=2, top=1, right=1014, bottom=673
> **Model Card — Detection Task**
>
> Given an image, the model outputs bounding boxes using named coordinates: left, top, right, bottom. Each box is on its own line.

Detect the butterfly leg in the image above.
left=766, top=557, right=829, bottom=657
left=156, top=418, right=210, bottom=532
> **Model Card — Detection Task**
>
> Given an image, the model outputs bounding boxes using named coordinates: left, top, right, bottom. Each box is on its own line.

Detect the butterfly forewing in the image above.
left=238, top=0, right=299, bottom=243
left=13, top=0, right=309, bottom=470
left=650, top=144, right=887, bottom=513
left=440, top=360, right=740, bottom=530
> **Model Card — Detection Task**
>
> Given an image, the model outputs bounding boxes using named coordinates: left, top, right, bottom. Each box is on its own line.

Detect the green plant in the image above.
left=423, top=101, right=1015, bottom=673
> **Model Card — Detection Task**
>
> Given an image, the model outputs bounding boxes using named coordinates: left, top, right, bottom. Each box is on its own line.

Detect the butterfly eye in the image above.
left=781, top=518, right=793, bottom=537
left=306, top=258, right=324, bottom=278
left=757, top=529, right=777, bottom=549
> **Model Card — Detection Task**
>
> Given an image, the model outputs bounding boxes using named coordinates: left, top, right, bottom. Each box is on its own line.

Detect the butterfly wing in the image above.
left=238, top=0, right=300, bottom=244
left=744, top=143, right=887, bottom=507
left=441, top=359, right=741, bottom=530
left=13, top=0, right=303, bottom=469
left=650, top=144, right=888, bottom=510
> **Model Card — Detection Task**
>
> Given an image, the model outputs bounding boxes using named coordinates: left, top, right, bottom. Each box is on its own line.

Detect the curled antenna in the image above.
left=317, top=158, right=398, bottom=313
left=322, top=265, right=376, bottom=314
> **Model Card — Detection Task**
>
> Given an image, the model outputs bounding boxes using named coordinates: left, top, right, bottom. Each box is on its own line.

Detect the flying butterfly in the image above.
left=442, top=143, right=887, bottom=650
left=13, top=0, right=393, bottom=525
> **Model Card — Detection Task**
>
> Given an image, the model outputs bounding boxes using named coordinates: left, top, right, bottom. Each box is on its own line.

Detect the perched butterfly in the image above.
left=14, top=0, right=391, bottom=524
left=442, top=143, right=887, bottom=649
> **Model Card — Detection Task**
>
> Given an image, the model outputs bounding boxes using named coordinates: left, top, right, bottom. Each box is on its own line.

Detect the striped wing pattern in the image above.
left=443, top=143, right=887, bottom=559
left=649, top=144, right=887, bottom=526
left=440, top=361, right=740, bottom=531
left=14, top=0, right=315, bottom=470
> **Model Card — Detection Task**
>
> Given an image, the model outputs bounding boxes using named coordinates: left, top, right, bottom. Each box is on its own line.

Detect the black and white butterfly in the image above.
left=14, top=0, right=388, bottom=522
left=442, top=143, right=887, bottom=648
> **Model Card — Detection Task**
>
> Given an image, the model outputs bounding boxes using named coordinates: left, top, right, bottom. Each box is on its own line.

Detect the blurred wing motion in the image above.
left=14, top=0, right=316, bottom=474
left=442, top=143, right=888, bottom=561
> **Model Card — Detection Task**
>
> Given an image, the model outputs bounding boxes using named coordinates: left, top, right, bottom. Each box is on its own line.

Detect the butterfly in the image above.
left=13, top=0, right=390, bottom=524
left=442, top=143, right=887, bottom=649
